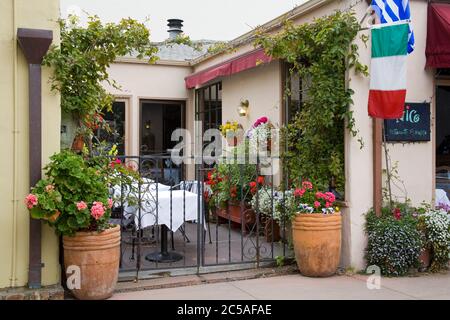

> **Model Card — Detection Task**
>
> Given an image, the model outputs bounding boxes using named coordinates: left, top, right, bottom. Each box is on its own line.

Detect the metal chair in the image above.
left=169, top=180, right=212, bottom=249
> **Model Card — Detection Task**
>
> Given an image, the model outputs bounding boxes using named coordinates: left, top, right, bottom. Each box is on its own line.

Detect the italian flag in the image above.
left=368, top=23, right=409, bottom=119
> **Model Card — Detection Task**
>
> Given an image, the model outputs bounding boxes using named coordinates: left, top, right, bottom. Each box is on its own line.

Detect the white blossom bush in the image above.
left=418, top=209, right=450, bottom=271
left=250, top=187, right=293, bottom=222
left=365, top=206, right=422, bottom=276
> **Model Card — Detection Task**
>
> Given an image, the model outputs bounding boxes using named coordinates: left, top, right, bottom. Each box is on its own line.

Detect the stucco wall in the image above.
left=346, top=0, right=434, bottom=269
left=106, top=62, right=193, bottom=160
left=0, top=0, right=61, bottom=288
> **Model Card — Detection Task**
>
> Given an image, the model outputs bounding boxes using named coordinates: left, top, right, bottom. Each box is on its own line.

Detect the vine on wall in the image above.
left=255, top=11, right=368, bottom=191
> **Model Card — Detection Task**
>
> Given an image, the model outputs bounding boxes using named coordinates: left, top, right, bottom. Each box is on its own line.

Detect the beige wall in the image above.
left=222, top=61, right=282, bottom=131
left=106, top=61, right=193, bottom=157
left=345, top=0, right=434, bottom=269
left=0, top=0, right=61, bottom=288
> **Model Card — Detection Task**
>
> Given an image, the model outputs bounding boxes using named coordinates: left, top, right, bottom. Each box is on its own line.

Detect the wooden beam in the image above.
left=373, top=118, right=382, bottom=217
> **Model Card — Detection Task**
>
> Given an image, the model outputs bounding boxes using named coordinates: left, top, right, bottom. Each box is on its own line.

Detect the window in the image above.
left=95, top=101, right=126, bottom=155
left=284, top=63, right=309, bottom=124
left=195, top=82, right=222, bottom=132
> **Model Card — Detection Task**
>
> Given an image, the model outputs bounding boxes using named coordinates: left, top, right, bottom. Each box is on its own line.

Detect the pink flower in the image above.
left=25, top=194, right=38, bottom=209
left=316, top=192, right=324, bottom=199
left=90, top=202, right=105, bottom=220
left=294, top=188, right=305, bottom=197
left=45, top=184, right=55, bottom=193
left=393, top=208, right=401, bottom=220
left=324, top=192, right=336, bottom=203
left=76, top=201, right=87, bottom=211
left=108, top=198, right=113, bottom=209
left=302, top=181, right=313, bottom=190
left=314, top=201, right=320, bottom=208
left=325, top=202, right=331, bottom=208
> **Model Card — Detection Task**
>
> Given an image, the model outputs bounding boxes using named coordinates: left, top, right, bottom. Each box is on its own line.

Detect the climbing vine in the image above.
left=255, top=10, right=368, bottom=191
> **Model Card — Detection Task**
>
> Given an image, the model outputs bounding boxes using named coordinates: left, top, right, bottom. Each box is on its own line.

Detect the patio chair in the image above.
left=169, top=180, right=212, bottom=249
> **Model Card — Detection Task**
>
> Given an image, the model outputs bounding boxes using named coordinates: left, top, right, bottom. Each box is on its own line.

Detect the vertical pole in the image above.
left=373, top=118, right=383, bottom=217
left=17, top=28, right=53, bottom=289
left=28, top=64, right=42, bottom=288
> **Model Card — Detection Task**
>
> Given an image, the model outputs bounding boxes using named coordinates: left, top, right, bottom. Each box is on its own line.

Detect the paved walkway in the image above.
left=110, top=272, right=450, bottom=300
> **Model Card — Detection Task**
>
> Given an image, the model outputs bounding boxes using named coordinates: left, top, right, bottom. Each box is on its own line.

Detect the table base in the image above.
left=145, top=251, right=183, bottom=263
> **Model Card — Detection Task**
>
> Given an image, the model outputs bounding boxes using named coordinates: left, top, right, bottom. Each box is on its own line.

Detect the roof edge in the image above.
left=190, top=0, right=334, bottom=66
left=114, top=56, right=191, bottom=67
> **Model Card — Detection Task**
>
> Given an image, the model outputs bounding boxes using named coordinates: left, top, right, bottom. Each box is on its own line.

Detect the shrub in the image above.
left=365, top=205, right=422, bottom=276
left=417, top=208, right=450, bottom=272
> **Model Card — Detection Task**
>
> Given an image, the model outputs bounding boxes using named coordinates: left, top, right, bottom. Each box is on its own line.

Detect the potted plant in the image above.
left=219, top=121, right=243, bottom=147
left=206, top=146, right=259, bottom=230
left=24, top=150, right=136, bottom=299
left=247, top=116, right=273, bottom=153
left=417, top=206, right=450, bottom=272
left=289, top=181, right=341, bottom=277
left=250, top=186, right=292, bottom=242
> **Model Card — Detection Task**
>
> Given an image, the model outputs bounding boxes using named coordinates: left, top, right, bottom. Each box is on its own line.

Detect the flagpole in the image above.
left=382, top=121, right=393, bottom=210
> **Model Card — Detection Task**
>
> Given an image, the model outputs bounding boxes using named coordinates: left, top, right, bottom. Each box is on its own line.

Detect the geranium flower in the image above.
left=45, top=184, right=55, bottom=193
left=294, top=188, right=305, bottom=197
left=109, top=158, right=122, bottom=169
left=76, top=201, right=87, bottom=211
left=257, top=176, right=265, bottom=185
left=302, top=181, right=313, bottom=190
left=393, top=208, right=402, bottom=220
left=90, top=202, right=105, bottom=220
left=324, top=192, right=336, bottom=203
left=25, top=194, right=38, bottom=209
left=314, top=201, right=320, bottom=208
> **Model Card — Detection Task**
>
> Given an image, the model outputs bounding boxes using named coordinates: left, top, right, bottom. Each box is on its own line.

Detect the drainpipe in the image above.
left=10, top=0, right=18, bottom=288
left=17, top=28, right=53, bottom=289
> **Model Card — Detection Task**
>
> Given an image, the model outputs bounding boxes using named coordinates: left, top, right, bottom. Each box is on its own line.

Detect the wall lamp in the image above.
left=237, top=99, right=249, bottom=117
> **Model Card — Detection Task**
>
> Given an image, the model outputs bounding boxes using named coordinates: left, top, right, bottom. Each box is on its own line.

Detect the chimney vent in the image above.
left=167, top=19, right=183, bottom=39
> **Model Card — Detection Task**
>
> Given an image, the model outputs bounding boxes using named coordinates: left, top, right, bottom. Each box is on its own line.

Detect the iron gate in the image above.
left=110, top=154, right=291, bottom=280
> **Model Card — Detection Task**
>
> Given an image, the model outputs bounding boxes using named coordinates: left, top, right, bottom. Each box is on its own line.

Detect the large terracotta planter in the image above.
left=292, top=213, right=342, bottom=277
left=63, top=225, right=121, bottom=300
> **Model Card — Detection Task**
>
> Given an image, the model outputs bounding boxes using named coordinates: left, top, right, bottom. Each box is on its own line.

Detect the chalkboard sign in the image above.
left=384, top=102, right=430, bottom=142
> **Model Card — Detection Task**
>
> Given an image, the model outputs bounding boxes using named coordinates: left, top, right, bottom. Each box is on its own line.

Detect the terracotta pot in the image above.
left=63, top=225, right=121, bottom=300
left=71, top=134, right=85, bottom=152
left=215, top=202, right=256, bottom=226
left=292, top=213, right=341, bottom=277
left=263, top=216, right=281, bottom=242
left=419, top=247, right=432, bottom=271
left=226, top=136, right=238, bottom=147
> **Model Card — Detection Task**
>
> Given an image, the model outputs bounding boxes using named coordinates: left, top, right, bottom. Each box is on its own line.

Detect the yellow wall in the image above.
left=0, top=0, right=60, bottom=288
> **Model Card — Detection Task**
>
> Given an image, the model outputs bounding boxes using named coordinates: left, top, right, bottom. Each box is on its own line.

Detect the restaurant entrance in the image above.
left=436, top=83, right=450, bottom=206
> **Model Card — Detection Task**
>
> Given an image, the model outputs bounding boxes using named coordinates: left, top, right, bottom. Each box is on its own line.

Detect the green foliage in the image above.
left=26, top=150, right=140, bottom=236
left=365, top=204, right=422, bottom=276
left=255, top=11, right=367, bottom=191
left=417, top=206, right=450, bottom=272
left=206, top=144, right=260, bottom=208
left=28, top=151, right=112, bottom=235
left=43, top=15, right=158, bottom=124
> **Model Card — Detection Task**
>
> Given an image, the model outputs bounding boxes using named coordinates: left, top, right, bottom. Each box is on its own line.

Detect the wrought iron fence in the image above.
left=107, top=153, right=292, bottom=280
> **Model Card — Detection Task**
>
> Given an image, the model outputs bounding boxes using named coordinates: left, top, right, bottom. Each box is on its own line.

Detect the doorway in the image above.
left=139, top=100, right=185, bottom=155
left=436, top=85, right=450, bottom=204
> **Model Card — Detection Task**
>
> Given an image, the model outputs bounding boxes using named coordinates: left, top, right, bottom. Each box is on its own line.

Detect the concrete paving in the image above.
left=109, top=272, right=450, bottom=300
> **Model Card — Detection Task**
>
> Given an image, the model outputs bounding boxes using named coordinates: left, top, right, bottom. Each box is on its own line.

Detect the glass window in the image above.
left=95, top=101, right=126, bottom=155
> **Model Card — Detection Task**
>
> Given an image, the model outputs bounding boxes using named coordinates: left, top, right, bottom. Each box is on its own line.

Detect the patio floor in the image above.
left=118, top=219, right=290, bottom=272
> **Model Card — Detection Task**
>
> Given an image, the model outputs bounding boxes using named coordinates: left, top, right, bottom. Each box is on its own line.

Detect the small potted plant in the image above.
left=220, top=121, right=242, bottom=147
left=25, top=150, right=137, bottom=299
left=289, top=181, right=341, bottom=277
left=247, top=116, right=273, bottom=153
left=250, top=186, right=291, bottom=242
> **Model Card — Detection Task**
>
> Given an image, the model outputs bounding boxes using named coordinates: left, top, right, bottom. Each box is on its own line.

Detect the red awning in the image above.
left=185, top=48, right=273, bottom=89
left=426, top=3, right=450, bottom=68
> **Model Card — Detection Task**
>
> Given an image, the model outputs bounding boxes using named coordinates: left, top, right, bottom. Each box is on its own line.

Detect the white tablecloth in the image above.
left=112, top=183, right=201, bottom=232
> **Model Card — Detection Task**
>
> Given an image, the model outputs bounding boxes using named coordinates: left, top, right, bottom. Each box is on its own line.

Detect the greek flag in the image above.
left=371, top=0, right=414, bottom=53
